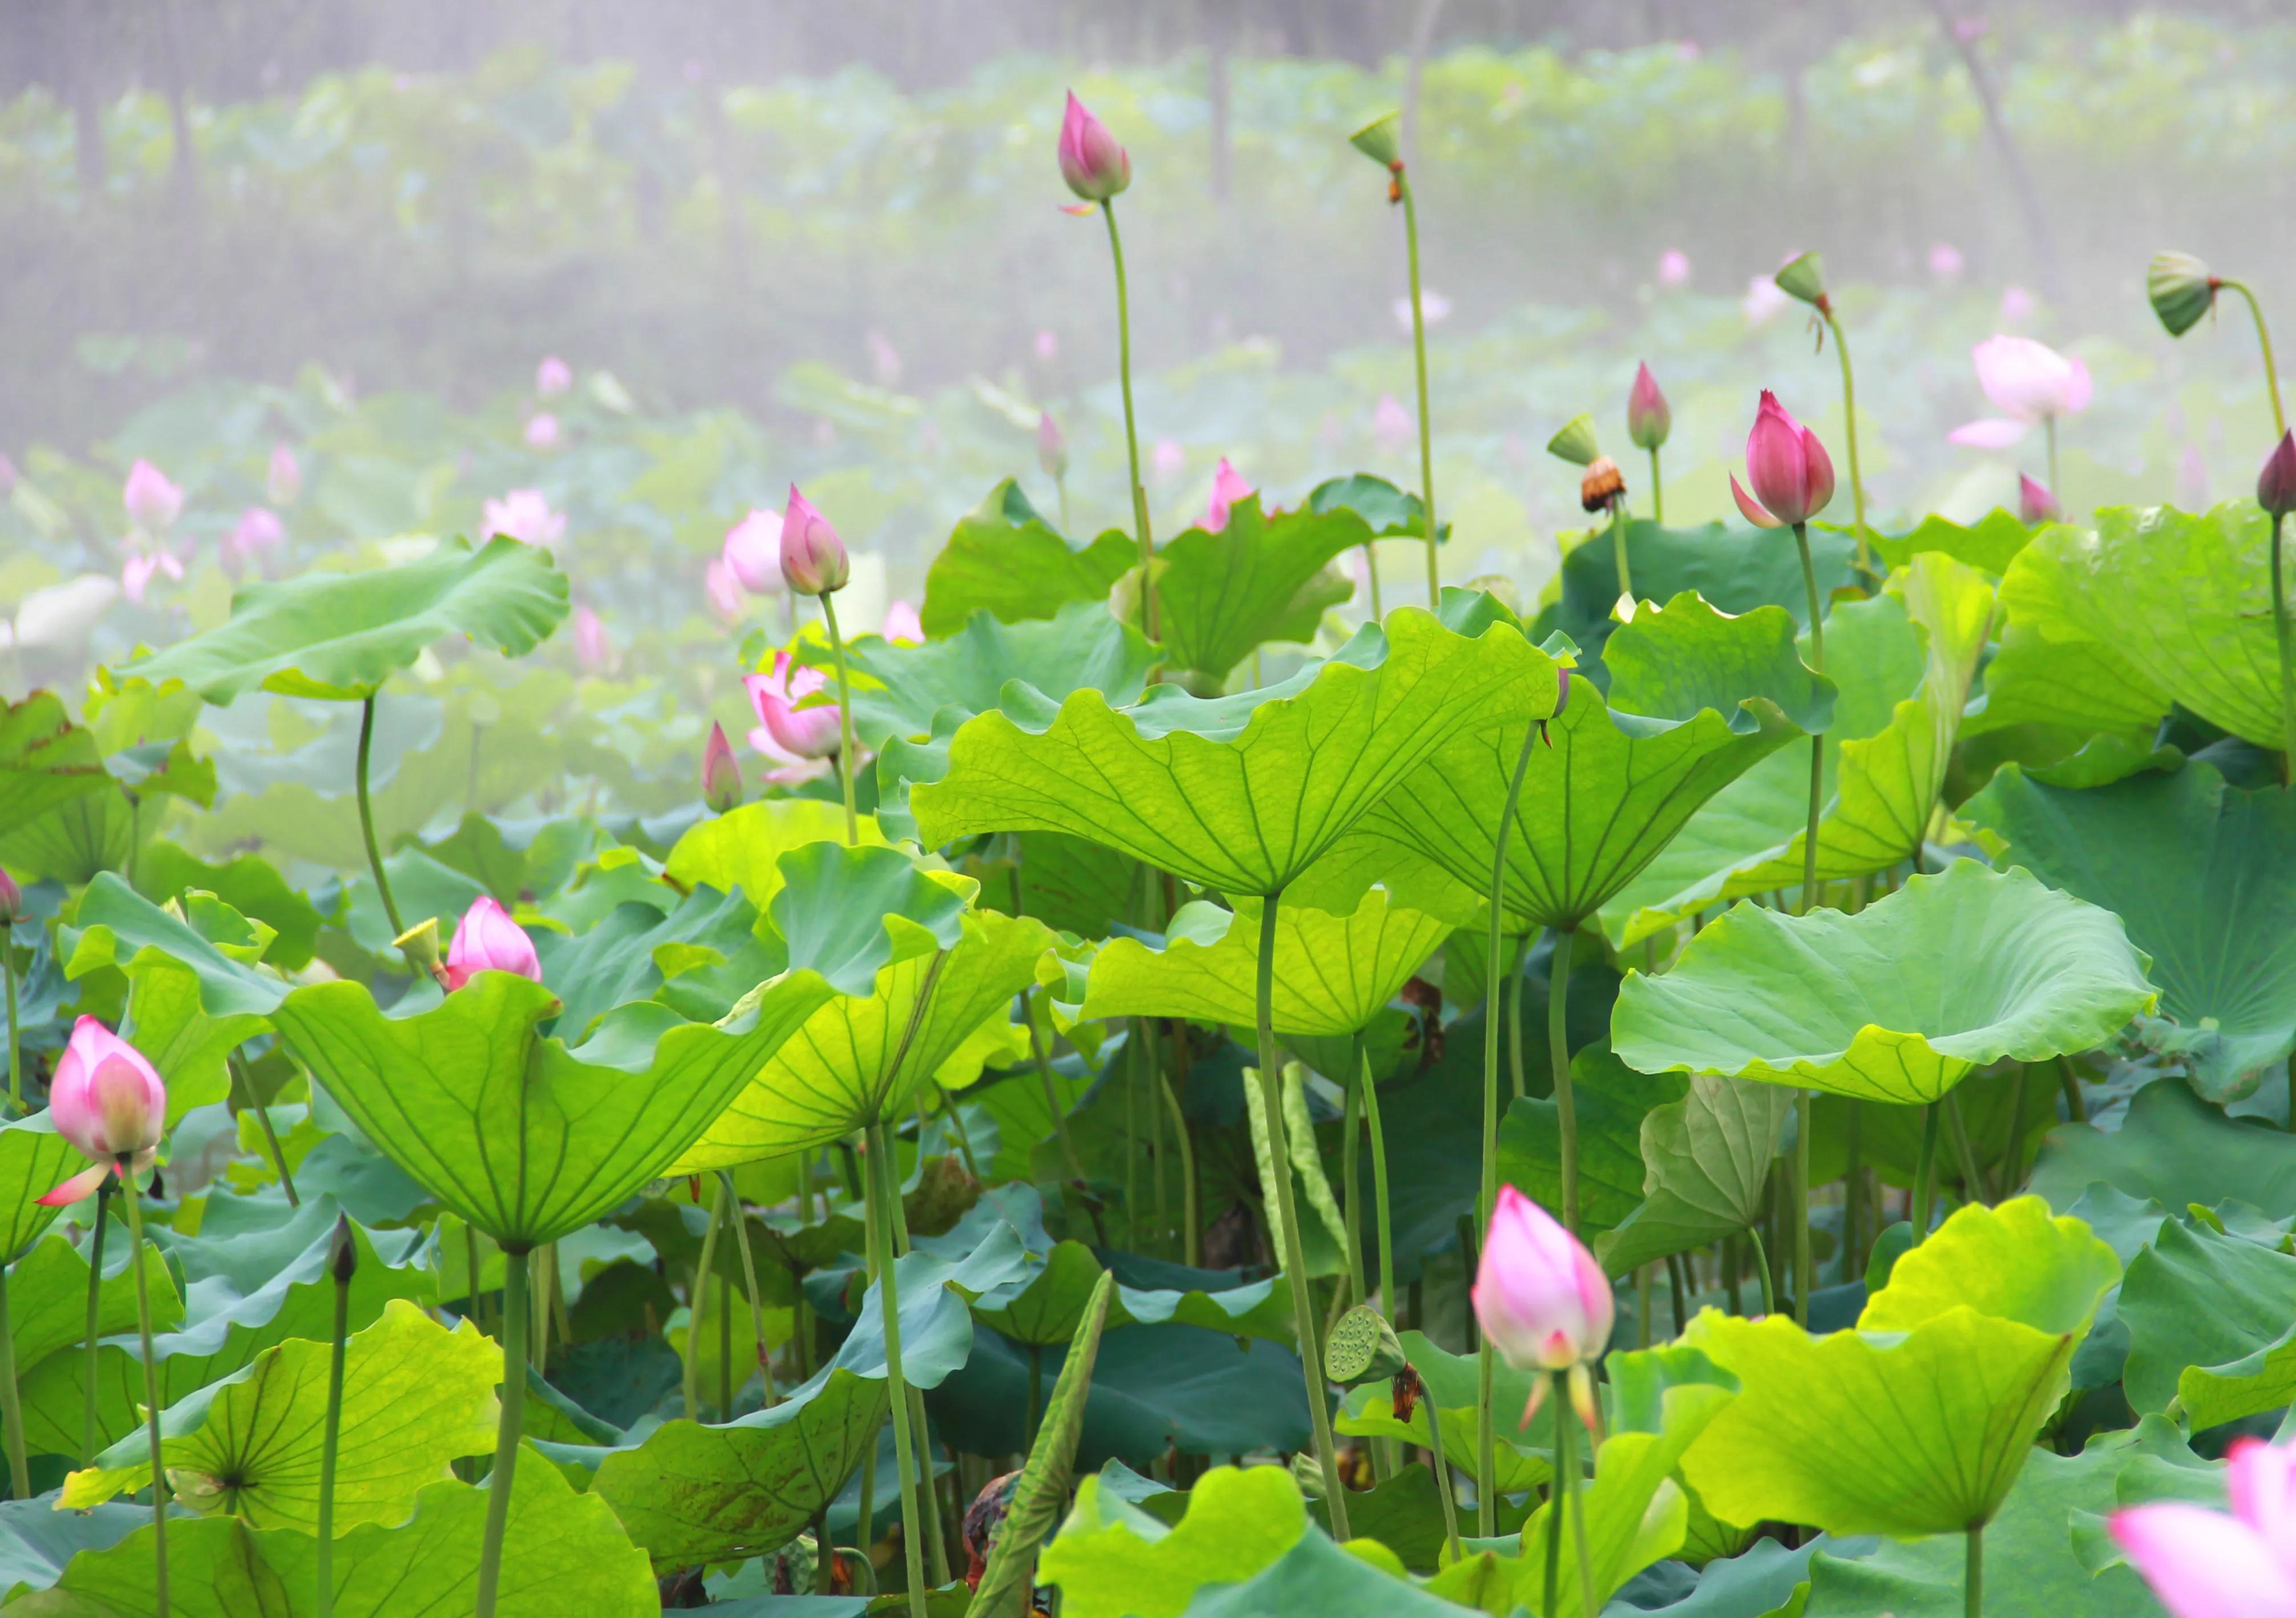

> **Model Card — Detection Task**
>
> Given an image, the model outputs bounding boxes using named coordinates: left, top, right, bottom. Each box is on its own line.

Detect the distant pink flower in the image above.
left=37, top=1018, right=166, bottom=1206
left=572, top=605, right=615, bottom=673
left=443, top=896, right=541, bottom=991
left=1732, top=390, right=1836, bottom=528
left=882, top=600, right=924, bottom=644
left=1743, top=275, right=1792, bottom=326
left=1206, top=458, right=1253, bottom=533
left=536, top=355, right=572, bottom=398
left=482, top=489, right=565, bottom=548
left=1033, top=329, right=1060, bottom=361
left=524, top=413, right=561, bottom=450
left=867, top=331, right=902, bottom=387
left=1057, top=91, right=1131, bottom=203
left=223, top=507, right=284, bottom=573
left=779, top=486, right=850, bottom=596
left=1393, top=290, right=1452, bottom=334
left=1948, top=335, right=2091, bottom=450
left=121, top=549, right=184, bottom=604
left=705, top=558, right=745, bottom=623
left=267, top=443, right=302, bottom=507
left=1953, top=15, right=1990, bottom=43
left=744, top=654, right=840, bottom=780
left=2018, top=475, right=2061, bottom=525
left=1627, top=363, right=1671, bottom=451
left=702, top=722, right=744, bottom=814
left=2112, top=1437, right=2296, bottom=1618
left=1037, top=413, right=1069, bottom=480
left=1656, top=249, right=1691, bottom=288
left=2000, top=285, right=2037, bottom=325
left=722, top=508, right=786, bottom=596
left=1152, top=438, right=1186, bottom=480
left=123, top=460, right=183, bottom=533
left=1928, top=242, right=1965, bottom=279
left=1372, top=394, right=1414, bottom=452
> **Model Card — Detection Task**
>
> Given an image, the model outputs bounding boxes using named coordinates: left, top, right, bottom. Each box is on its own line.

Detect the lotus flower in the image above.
left=1057, top=91, right=1130, bottom=203
left=121, top=549, right=184, bottom=604
left=1037, top=412, right=1068, bottom=480
left=1656, top=249, right=1691, bottom=288
left=443, top=896, right=541, bottom=992
left=1393, top=290, right=1452, bottom=334
left=1473, top=1186, right=1612, bottom=1430
left=1928, top=242, right=1966, bottom=279
left=536, top=355, right=572, bottom=397
left=123, top=460, right=183, bottom=533
left=0, top=866, right=18, bottom=924
left=2018, top=474, right=2061, bottom=525
left=223, top=507, right=284, bottom=572
left=1731, top=391, right=1836, bottom=528
left=780, top=486, right=849, bottom=596
left=1034, top=329, right=1060, bottom=361
left=1948, top=335, right=2092, bottom=450
left=1153, top=438, right=1186, bottom=479
left=1627, top=363, right=1671, bottom=451
left=701, top=722, right=743, bottom=814
left=1372, top=394, right=1414, bottom=452
left=267, top=443, right=302, bottom=507
left=744, top=653, right=842, bottom=778
left=571, top=604, right=614, bottom=673
left=482, top=488, right=565, bottom=548
left=1743, top=275, right=1793, bottom=327
left=722, top=508, right=786, bottom=596
left=37, top=1018, right=166, bottom=1206
left=524, top=413, right=561, bottom=450
left=1206, top=458, right=1252, bottom=533
left=705, top=558, right=745, bottom=624
left=2112, top=1437, right=2296, bottom=1618
left=882, top=600, right=924, bottom=645
left=2261, top=432, right=2296, bottom=521
left=2000, top=285, right=2037, bottom=325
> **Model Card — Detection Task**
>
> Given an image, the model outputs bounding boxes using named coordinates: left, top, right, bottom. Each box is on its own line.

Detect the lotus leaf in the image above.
left=832, top=600, right=1158, bottom=749
left=920, top=480, right=1137, bottom=638
left=1129, top=495, right=1364, bottom=686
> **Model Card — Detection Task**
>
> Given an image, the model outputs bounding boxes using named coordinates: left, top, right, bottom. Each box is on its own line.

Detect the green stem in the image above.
left=1822, top=309, right=1873, bottom=579
left=1397, top=171, right=1439, bottom=606
left=684, top=1178, right=726, bottom=1422
left=1557, top=1373, right=1598, bottom=1618
left=1793, top=1089, right=1812, bottom=1328
left=2274, top=515, right=2296, bottom=775
left=2224, top=280, right=2288, bottom=439
left=1159, top=1074, right=1198, bottom=1269
left=1055, top=473, right=1070, bottom=536
left=1793, top=521, right=1826, bottom=918
left=819, top=592, right=860, bottom=846
left=0, top=1267, right=26, bottom=1501
left=1608, top=499, right=1634, bottom=609
left=3, top=934, right=19, bottom=1113
left=1547, top=928, right=1580, bottom=1236
left=1364, top=543, right=1384, bottom=619
left=1361, top=1045, right=1397, bottom=1331
left=1342, top=1046, right=1368, bottom=1312
left=474, top=1243, right=529, bottom=1618
left=721, top=1171, right=776, bottom=1406
left=83, top=1178, right=112, bottom=1467
left=2056, top=1054, right=2088, bottom=1125
left=1745, top=1220, right=1777, bottom=1318
left=1252, top=891, right=1349, bottom=1539
left=1419, top=1370, right=1464, bottom=1565
left=1505, top=935, right=1527, bottom=1102
left=1101, top=200, right=1158, bottom=641
left=355, top=694, right=406, bottom=940
left=865, top=1122, right=931, bottom=1616
left=1914, top=1102, right=1943, bottom=1241
left=118, top=1162, right=168, bottom=1613
left=228, top=1053, right=297, bottom=1207
left=1026, top=1003, right=1086, bottom=1184
left=1967, top=1521, right=1984, bottom=1618
left=1647, top=444, right=1664, bottom=525
left=1945, top=1091, right=1988, bottom=1204
left=316, top=1223, right=351, bottom=1618
left=1025, top=1344, right=1042, bottom=1450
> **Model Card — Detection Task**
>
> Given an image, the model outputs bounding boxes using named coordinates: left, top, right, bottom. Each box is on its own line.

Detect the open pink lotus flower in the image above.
left=1656, top=249, right=1691, bottom=288
left=1949, top=334, right=2091, bottom=449
left=39, top=1018, right=167, bottom=1206
left=122, top=549, right=184, bottom=604
left=443, top=896, right=541, bottom=992
left=722, top=509, right=786, bottom=596
left=882, top=600, right=924, bottom=645
left=1206, top=458, right=1253, bottom=533
left=2113, top=1437, right=2296, bottom=1618
left=482, top=488, right=565, bottom=548
left=743, top=653, right=840, bottom=783
left=1473, top=1186, right=1612, bottom=1431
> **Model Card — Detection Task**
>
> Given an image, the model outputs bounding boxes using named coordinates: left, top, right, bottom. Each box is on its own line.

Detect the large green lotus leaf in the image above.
left=0, top=1119, right=89, bottom=1263
left=921, top=479, right=1138, bottom=639
left=2116, top=1214, right=2296, bottom=1426
left=1680, top=1198, right=2119, bottom=1537
left=967, top=1240, right=1291, bottom=1348
left=661, top=799, right=888, bottom=915
left=7, top=1230, right=148, bottom=1376
left=0, top=691, right=110, bottom=828
left=1962, top=617, right=2170, bottom=739
left=1305, top=472, right=1440, bottom=540
left=121, top=535, right=567, bottom=705
left=1078, top=889, right=1448, bottom=1038
left=1870, top=508, right=2038, bottom=575
left=587, top=1368, right=886, bottom=1568
left=2029, top=1077, right=2296, bottom=1218
left=1536, top=520, right=1860, bottom=666
left=1131, top=496, right=1364, bottom=687
left=1610, top=863, right=2157, bottom=1104
left=833, top=600, right=1159, bottom=749
left=671, top=904, right=1052, bottom=1170
left=31, top=1445, right=657, bottom=1617
left=2002, top=500, right=2286, bottom=747
left=1041, top=1463, right=1313, bottom=1618
left=1306, top=593, right=1833, bottom=934
left=1497, top=1043, right=1689, bottom=1237
left=1964, top=762, right=2296, bottom=1102
left=131, top=842, right=325, bottom=972
left=1189, top=1532, right=1474, bottom=1617
left=912, top=600, right=1561, bottom=896
left=1596, top=1076, right=1796, bottom=1275
left=65, top=872, right=288, bottom=1018
left=538, top=886, right=764, bottom=1039
left=62, top=1300, right=497, bottom=1531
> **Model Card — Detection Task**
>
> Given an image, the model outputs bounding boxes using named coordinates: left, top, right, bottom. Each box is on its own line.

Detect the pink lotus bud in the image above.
left=225, top=507, right=285, bottom=573
left=1372, top=394, right=1413, bottom=452
left=1037, top=412, right=1069, bottom=480
left=1033, top=329, right=1060, bottom=361
left=524, top=413, right=561, bottom=450
left=701, top=722, right=744, bottom=814
left=1152, top=438, right=1186, bottom=480
left=443, top=896, right=541, bottom=991
left=1206, top=458, right=1252, bottom=533
left=2018, top=474, right=2061, bottom=525
left=572, top=604, right=614, bottom=673
left=122, top=549, right=184, bottom=605
left=1731, top=390, right=1836, bottom=528
left=482, top=489, right=566, bottom=548
left=536, top=355, right=572, bottom=398
left=1626, top=362, right=1671, bottom=451
left=1473, top=1186, right=1612, bottom=1429
left=882, top=600, right=924, bottom=644
left=745, top=654, right=843, bottom=762
left=2260, top=433, right=2296, bottom=521
left=2000, top=284, right=2036, bottom=325
left=779, top=486, right=850, bottom=596
left=1656, top=249, right=1691, bottom=288
left=123, top=460, right=183, bottom=533
left=2112, top=1437, right=2296, bottom=1618
left=40, top=1017, right=167, bottom=1203
left=267, top=443, right=302, bottom=507
left=1057, top=91, right=1130, bottom=203
left=1927, top=242, right=1965, bottom=280
left=722, top=508, right=786, bottom=596
left=705, top=558, right=745, bottom=624
left=0, top=866, right=19, bottom=924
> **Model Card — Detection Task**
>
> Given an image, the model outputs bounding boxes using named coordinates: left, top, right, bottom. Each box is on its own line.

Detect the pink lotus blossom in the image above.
left=1057, top=91, right=1130, bottom=203
left=2000, top=285, right=2037, bottom=325
left=482, top=489, right=565, bottom=548
left=1473, top=1186, right=1612, bottom=1431
left=1393, top=290, right=1452, bottom=334
left=702, top=722, right=744, bottom=814
left=1152, top=438, right=1186, bottom=480
left=1627, top=363, right=1671, bottom=451
left=2262, top=434, right=2296, bottom=521
left=443, top=896, right=541, bottom=991
left=1948, top=335, right=2091, bottom=450
left=1656, top=249, right=1691, bottom=288
left=2112, top=1437, right=2296, bottom=1618
left=722, top=509, right=786, bottom=596
left=705, top=558, right=745, bottom=623
left=1743, top=275, right=1793, bottom=327
left=267, top=443, right=302, bottom=507
left=121, top=549, right=184, bottom=604
left=223, top=507, right=285, bottom=573
left=572, top=605, right=614, bottom=674
left=2018, top=474, right=2061, bottom=525
left=0, top=867, right=19, bottom=924
left=1953, top=15, right=1990, bottom=44
left=1928, top=242, right=1966, bottom=279
left=123, top=460, right=183, bottom=533
left=536, top=355, right=572, bottom=398
left=1372, top=394, right=1414, bottom=452
left=1037, top=413, right=1069, bottom=481
left=744, top=654, right=841, bottom=779
left=1732, top=390, right=1836, bottom=528
left=882, top=600, right=924, bottom=644
left=524, top=413, right=561, bottom=450
left=1206, top=458, right=1253, bottom=533
left=779, top=486, right=850, bottom=596
left=1034, top=329, right=1060, bottom=361
left=38, top=1018, right=166, bottom=1206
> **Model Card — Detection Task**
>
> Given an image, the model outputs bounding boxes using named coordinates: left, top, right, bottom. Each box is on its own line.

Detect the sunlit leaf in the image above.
left=1130, top=496, right=1364, bottom=687
left=921, top=480, right=1136, bottom=639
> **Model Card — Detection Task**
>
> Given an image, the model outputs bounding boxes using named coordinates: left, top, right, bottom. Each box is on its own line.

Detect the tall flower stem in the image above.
left=1788, top=517, right=1829, bottom=1325
left=1966, top=1522, right=1984, bottom=1618
left=1100, top=200, right=1159, bottom=641
left=473, top=1242, right=530, bottom=1618
left=864, top=1121, right=930, bottom=1616
left=1745, top=1220, right=1777, bottom=1318
left=83, top=1178, right=113, bottom=1467
left=1793, top=1090, right=1812, bottom=1328
left=1363, top=545, right=1384, bottom=619
left=315, top=1217, right=353, bottom=1618
left=3, top=931, right=19, bottom=1113
left=2222, top=280, right=2287, bottom=438
left=0, top=1263, right=27, bottom=1500
left=819, top=593, right=859, bottom=846
left=1252, top=891, right=1349, bottom=1539
left=2273, top=514, right=2296, bottom=777
left=1821, top=307, right=1873, bottom=580
left=1158, top=1075, right=1198, bottom=1268
left=1647, top=446, right=1664, bottom=525
left=228, top=1053, right=297, bottom=1206
left=720, top=1171, right=776, bottom=1407
left=1554, top=1372, right=1599, bottom=1618
left=1608, top=498, right=1635, bottom=609
left=1913, top=1102, right=1942, bottom=1242
left=1360, top=1045, right=1397, bottom=1335
left=1396, top=170, right=1440, bottom=606
left=1478, top=714, right=1543, bottom=1536
left=355, top=694, right=406, bottom=940
left=684, top=1178, right=727, bottom=1421
left=118, top=1161, right=168, bottom=1612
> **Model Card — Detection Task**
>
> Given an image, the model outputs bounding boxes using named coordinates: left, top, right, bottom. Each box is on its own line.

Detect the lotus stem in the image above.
left=1821, top=307, right=1873, bottom=580
left=1054, top=473, right=1071, bottom=535
left=1026, top=999, right=1086, bottom=1185
left=1100, top=200, right=1159, bottom=641
left=228, top=1052, right=297, bottom=1207
left=1360, top=1045, right=1397, bottom=1333
left=1745, top=1219, right=1777, bottom=1318
left=1945, top=1091, right=1987, bottom=1204
left=1547, top=928, right=1582, bottom=1240
left=1159, top=1074, right=1198, bottom=1269
left=1967, top=1522, right=1984, bottom=1618
left=1914, top=1102, right=1943, bottom=1241
left=1397, top=170, right=1440, bottom=606
left=2055, top=1054, right=2088, bottom=1126
left=684, top=1178, right=727, bottom=1421
left=1647, top=445, right=1664, bottom=525
left=3, top=936, right=19, bottom=1113
left=118, top=1159, right=168, bottom=1612
left=1555, top=1371, right=1599, bottom=1618
left=2273, top=514, right=2296, bottom=780
left=719, top=1171, right=775, bottom=1407
left=1506, top=934, right=1528, bottom=1102
left=1793, top=1090, right=1812, bottom=1328
left=354, top=694, right=406, bottom=940
left=474, top=1241, right=529, bottom=1618
left=0, top=1264, right=27, bottom=1501
left=1609, top=497, right=1634, bottom=610
left=1025, top=1344, right=1043, bottom=1450
left=1252, top=889, right=1349, bottom=1539
left=864, top=1121, right=931, bottom=1616
left=2221, top=280, right=2287, bottom=439
left=1667, top=1252, right=1690, bottom=1337
left=1342, top=1051, right=1368, bottom=1311
left=316, top=1216, right=354, bottom=1618
left=1419, top=1370, right=1464, bottom=1564
left=1364, top=544, right=1384, bottom=620
left=819, top=592, right=860, bottom=846
left=83, top=1177, right=113, bottom=1467
left=1792, top=520, right=1826, bottom=917
left=1844, top=1102, right=1864, bottom=1283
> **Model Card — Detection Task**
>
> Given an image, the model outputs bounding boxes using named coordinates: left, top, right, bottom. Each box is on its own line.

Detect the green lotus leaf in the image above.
left=62, top=1299, right=498, bottom=1530
left=538, top=885, right=766, bottom=1038
left=1964, top=760, right=2296, bottom=1101
left=968, top=1240, right=1291, bottom=1348
left=661, top=798, right=888, bottom=916
left=0, top=691, right=110, bottom=828
left=830, top=600, right=1159, bottom=749
left=999, top=830, right=1142, bottom=940
left=587, top=1368, right=886, bottom=1568
left=1961, top=617, right=2170, bottom=739
left=2117, top=1214, right=2296, bottom=1426
left=1870, top=508, right=2038, bottom=576
left=65, top=872, right=289, bottom=1017
left=131, top=842, right=325, bottom=972
left=2002, top=500, right=2286, bottom=747
left=912, top=599, right=1562, bottom=896
left=6, top=1229, right=149, bottom=1377
left=113, top=954, right=260, bottom=1128
left=1611, top=862, right=2157, bottom=1105
left=1130, top=496, right=1365, bottom=687
left=1305, top=472, right=1441, bottom=541
left=35, top=1443, right=657, bottom=1617
left=1498, top=1043, right=1689, bottom=1237
left=1040, top=1463, right=1316, bottom=1618
left=2031, top=1076, right=2296, bottom=1218
left=1538, top=519, right=1860, bottom=660
left=1679, top=1198, right=2119, bottom=1537
left=1078, top=888, right=1447, bottom=1037
left=672, top=904, right=1051, bottom=1170
left=0, top=1119, right=92, bottom=1263
left=120, top=535, right=567, bottom=705
left=1310, top=592, right=1832, bottom=932
left=1596, top=1075, right=1796, bottom=1275
left=921, top=480, right=1137, bottom=639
